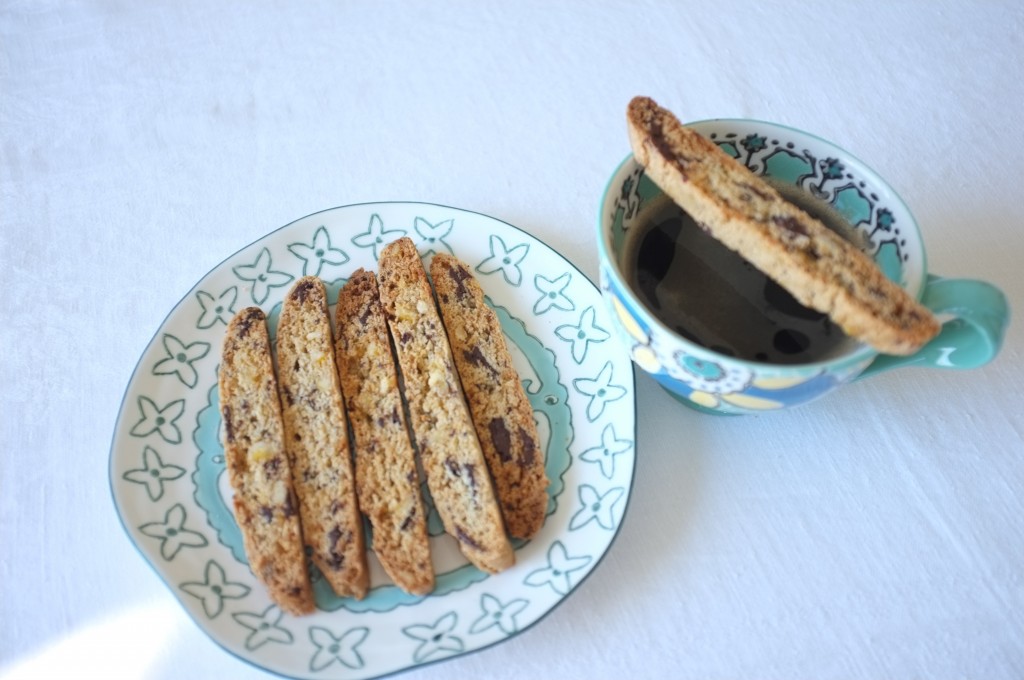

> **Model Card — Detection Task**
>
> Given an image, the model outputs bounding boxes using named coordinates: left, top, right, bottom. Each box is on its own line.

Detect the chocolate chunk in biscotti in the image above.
left=219, top=307, right=315, bottom=615
left=335, top=268, right=435, bottom=595
left=430, top=253, right=549, bottom=539
left=377, top=237, right=514, bottom=574
left=626, top=96, right=940, bottom=356
left=276, top=276, right=369, bottom=600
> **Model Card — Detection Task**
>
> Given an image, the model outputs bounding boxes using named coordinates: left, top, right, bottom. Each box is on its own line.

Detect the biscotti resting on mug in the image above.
left=626, top=95, right=940, bottom=356
left=219, top=307, right=315, bottom=615
left=378, top=237, right=515, bottom=574
left=276, top=277, right=369, bottom=600
left=430, top=253, right=549, bottom=540
left=335, top=268, right=435, bottom=595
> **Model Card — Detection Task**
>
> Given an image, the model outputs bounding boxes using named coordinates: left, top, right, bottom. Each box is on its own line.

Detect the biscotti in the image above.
left=377, top=237, right=515, bottom=574
left=335, top=269, right=435, bottom=595
left=626, top=96, right=940, bottom=356
left=430, top=254, right=548, bottom=539
left=219, top=307, right=315, bottom=615
left=276, top=277, right=368, bottom=600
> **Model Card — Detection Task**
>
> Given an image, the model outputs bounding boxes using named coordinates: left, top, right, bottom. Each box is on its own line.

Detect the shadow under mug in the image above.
left=597, top=119, right=1010, bottom=415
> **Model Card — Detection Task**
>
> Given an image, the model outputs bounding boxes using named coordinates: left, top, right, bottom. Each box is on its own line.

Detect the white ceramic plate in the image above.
left=109, top=203, right=637, bottom=679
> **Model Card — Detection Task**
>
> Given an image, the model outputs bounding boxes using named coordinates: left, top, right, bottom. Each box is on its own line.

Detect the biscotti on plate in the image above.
left=626, top=95, right=940, bottom=356
left=378, top=237, right=515, bottom=574
left=276, top=277, right=369, bottom=600
left=219, top=307, right=315, bottom=615
left=335, top=268, right=435, bottom=595
left=431, top=253, right=549, bottom=540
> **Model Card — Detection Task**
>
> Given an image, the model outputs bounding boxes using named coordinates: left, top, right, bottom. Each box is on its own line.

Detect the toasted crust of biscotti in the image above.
left=626, top=96, right=940, bottom=356
left=430, top=254, right=549, bottom=539
left=219, top=307, right=315, bottom=616
left=335, top=269, right=435, bottom=595
left=378, top=238, right=514, bottom=574
left=276, top=277, right=368, bottom=600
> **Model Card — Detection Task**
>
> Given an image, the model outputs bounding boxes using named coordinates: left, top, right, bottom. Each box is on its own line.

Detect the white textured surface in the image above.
left=2, top=1, right=1023, bottom=678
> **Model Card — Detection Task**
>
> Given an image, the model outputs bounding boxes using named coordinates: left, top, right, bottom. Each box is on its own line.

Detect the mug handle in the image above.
left=861, top=274, right=1010, bottom=377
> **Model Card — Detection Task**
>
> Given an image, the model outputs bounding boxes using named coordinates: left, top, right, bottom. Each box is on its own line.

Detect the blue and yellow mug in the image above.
left=597, top=119, right=1009, bottom=415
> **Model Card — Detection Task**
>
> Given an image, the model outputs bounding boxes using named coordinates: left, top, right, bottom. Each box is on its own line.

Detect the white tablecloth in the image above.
left=3, top=2, right=1023, bottom=678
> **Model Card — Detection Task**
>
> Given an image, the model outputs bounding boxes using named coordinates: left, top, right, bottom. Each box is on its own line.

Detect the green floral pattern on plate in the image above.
left=122, top=445, right=185, bottom=501
left=403, top=612, right=464, bottom=664
left=288, top=225, right=350, bottom=277
left=109, top=202, right=635, bottom=680
left=470, top=593, right=529, bottom=635
left=308, top=625, right=369, bottom=672
left=138, top=504, right=208, bottom=560
left=533, top=272, right=576, bottom=315
left=477, top=234, right=529, bottom=286
left=569, top=485, right=626, bottom=531
left=579, top=423, right=633, bottom=480
left=573, top=361, right=627, bottom=422
left=232, top=247, right=293, bottom=305
left=523, top=541, right=593, bottom=596
left=129, top=397, right=185, bottom=444
left=555, top=306, right=611, bottom=364
left=195, top=287, right=238, bottom=329
left=151, top=334, right=210, bottom=388
left=413, top=216, right=455, bottom=257
left=180, top=560, right=251, bottom=618
left=233, top=605, right=294, bottom=651
left=351, top=213, right=407, bottom=260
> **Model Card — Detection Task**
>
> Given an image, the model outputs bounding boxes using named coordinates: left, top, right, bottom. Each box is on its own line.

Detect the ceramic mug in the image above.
left=597, top=119, right=1009, bottom=415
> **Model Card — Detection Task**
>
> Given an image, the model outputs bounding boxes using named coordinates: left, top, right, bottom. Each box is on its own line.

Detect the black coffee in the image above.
left=624, top=189, right=862, bottom=365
